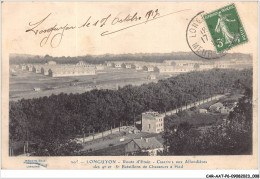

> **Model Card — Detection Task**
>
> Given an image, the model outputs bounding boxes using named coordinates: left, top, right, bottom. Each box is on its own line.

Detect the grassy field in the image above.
left=10, top=68, right=176, bottom=101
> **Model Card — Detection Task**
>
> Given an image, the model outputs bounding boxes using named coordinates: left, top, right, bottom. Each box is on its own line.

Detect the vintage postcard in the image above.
left=1, top=1, right=258, bottom=170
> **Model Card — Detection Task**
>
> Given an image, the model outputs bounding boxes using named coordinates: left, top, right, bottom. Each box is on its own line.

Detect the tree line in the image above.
left=9, top=52, right=252, bottom=65
left=9, top=68, right=252, bottom=155
left=162, top=87, right=253, bottom=155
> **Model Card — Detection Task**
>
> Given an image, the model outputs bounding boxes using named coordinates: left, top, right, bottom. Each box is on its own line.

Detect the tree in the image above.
left=9, top=68, right=252, bottom=156
left=163, top=86, right=253, bottom=155
left=163, top=122, right=201, bottom=155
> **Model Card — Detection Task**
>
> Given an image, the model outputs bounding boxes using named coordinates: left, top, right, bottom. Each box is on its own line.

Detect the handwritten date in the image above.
left=25, top=9, right=186, bottom=48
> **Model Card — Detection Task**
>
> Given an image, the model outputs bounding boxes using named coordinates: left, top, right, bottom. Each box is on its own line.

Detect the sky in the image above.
left=2, top=2, right=258, bottom=57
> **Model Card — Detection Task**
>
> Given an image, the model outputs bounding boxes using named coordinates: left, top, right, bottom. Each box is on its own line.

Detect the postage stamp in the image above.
left=186, top=11, right=226, bottom=59
left=204, top=3, right=248, bottom=53
left=1, top=1, right=258, bottom=172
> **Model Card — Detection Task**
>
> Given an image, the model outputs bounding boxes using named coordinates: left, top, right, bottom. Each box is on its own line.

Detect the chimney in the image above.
left=145, top=138, right=149, bottom=142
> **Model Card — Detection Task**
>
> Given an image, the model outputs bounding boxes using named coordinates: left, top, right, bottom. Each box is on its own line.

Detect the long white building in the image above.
left=48, top=66, right=96, bottom=77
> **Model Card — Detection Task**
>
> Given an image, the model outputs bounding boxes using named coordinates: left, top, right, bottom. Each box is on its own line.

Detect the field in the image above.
left=10, top=67, right=177, bottom=101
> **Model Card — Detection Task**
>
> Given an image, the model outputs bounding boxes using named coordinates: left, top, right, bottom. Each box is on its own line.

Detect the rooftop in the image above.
left=210, top=102, right=224, bottom=108
left=142, top=110, right=163, bottom=118
left=133, top=137, right=163, bottom=150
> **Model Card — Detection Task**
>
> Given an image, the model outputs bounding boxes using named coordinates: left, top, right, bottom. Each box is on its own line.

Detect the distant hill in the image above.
left=9, top=52, right=252, bottom=65
left=10, top=53, right=43, bottom=59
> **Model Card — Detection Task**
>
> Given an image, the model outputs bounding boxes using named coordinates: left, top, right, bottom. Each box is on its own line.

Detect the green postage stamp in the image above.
left=204, top=3, right=248, bottom=53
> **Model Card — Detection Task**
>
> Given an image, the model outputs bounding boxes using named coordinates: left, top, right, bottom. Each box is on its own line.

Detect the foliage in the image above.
left=163, top=87, right=253, bottom=155
left=9, top=69, right=252, bottom=155
left=9, top=52, right=252, bottom=65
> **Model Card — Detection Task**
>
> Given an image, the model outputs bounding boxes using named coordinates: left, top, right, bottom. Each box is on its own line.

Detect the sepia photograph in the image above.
left=1, top=1, right=258, bottom=171
left=9, top=52, right=253, bottom=157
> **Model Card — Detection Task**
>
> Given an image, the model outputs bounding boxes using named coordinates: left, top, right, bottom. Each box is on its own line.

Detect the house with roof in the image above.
left=157, top=66, right=174, bottom=73
left=199, top=109, right=208, bottom=113
left=32, top=65, right=42, bottom=73
left=220, top=107, right=231, bottom=114
left=105, top=61, right=113, bottom=67
left=142, top=111, right=164, bottom=133
left=197, top=63, right=215, bottom=71
left=163, top=60, right=175, bottom=66
left=48, top=66, right=96, bottom=77
left=147, top=74, right=156, bottom=80
left=95, top=64, right=105, bottom=70
left=213, top=60, right=229, bottom=69
left=147, top=66, right=155, bottom=72
left=26, top=65, right=34, bottom=72
left=125, top=137, right=164, bottom=156
left=114, top=62, right=123, bottom=68
left=41, top=66, right=50, bottom=75
left=76, top=61, right=87, bottom=66
left=33, top=87, right=41, bottom=91
left=143, top=65, right=155, bottom=72
left=125, top=63, right=133, bottom=69
left=209, top=102, right=224, bottom=112
left=47, top=61, right=57, bottom=65
left=173, top=60, right=198, bottom=67
left=135, top=64, right=143, bottom=70
left=19, top=64, right=26, bottom=70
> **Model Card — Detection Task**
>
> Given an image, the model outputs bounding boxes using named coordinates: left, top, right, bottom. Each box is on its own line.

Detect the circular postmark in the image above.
left=186, top=11, right=226, bottom=59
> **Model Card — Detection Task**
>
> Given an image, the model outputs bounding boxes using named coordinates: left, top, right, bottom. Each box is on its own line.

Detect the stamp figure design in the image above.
left=1, top=1, right=257, bottom=170
left=204, top=4, right=248, bottom=53
left=186, top=11, right=226, bottom=59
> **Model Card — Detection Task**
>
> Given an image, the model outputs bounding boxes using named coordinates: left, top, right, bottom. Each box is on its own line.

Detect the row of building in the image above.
left=11, top=58, right=251, bottom=75
left=12, top=61, right=104, bottom=77
left=10, top=58, right=252, bottom=77
left=105, top=59, right=250, bottom=73
left=199, top=101, right=237, bottom=114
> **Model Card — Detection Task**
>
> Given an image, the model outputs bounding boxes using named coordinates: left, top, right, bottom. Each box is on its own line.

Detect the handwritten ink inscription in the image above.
left=25, top=9, right=190, bottom=48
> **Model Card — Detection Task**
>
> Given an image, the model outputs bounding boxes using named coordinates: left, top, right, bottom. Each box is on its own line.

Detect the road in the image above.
left=75, top=93, right=227, bottom=144
left=165, top=94, right=227, bottom=116
left=74, top=126, right=136, bottom=144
